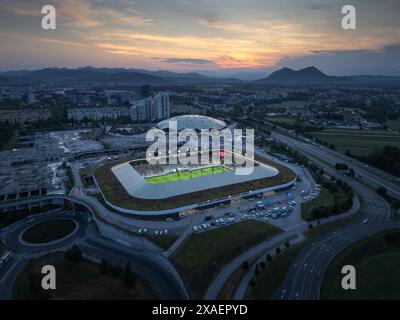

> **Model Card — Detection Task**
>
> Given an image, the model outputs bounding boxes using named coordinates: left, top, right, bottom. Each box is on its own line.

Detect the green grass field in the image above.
left=171, top=220, right=281, bottom=299
left=386, top=120, right=400, bottom=132
left=13, top=252, right=157, bottom=300
left=246, top=243, right=304, bottom=299
left=145, top=166, right=230, bottom=184
left=22, top=219, right=76, bottom=244
left=94, top=156, right=296, bottom=211
left=301, top=187, right=335, bottom=221
left=307, top=129, right=400, bottom=156
left=321, top=230, right=400, bottom=299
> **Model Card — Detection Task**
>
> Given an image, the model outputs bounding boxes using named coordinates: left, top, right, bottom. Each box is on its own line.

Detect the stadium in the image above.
left=93, top=116, right=297, bottom=217
left=157, top=114, right=227, bottom=131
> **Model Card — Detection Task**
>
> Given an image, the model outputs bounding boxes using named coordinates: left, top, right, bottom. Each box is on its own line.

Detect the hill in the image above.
left=256, top=66, right=352, bottom=84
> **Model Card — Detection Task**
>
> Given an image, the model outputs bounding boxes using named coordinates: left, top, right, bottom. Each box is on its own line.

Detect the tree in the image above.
left=254, top=264, right=260, bottom=276
left=284, top=241, right=290, bottom=248
left=377, top=186, right=387, bottom=197
left=100, top=258, right=112, bottom=275
left=241, top=260, right=249, bottom=270
left=259, top=261, right=266, bottom=269
left=123, top=262, right=137, bottom=287
left=65, top=244, right=82, bottom=262
left=308, top=223, right=314, bottom=230
left=335, top=163, right=348, bottom=171
left=266, top=254, right=272, bottom=263
left=275, top=247, right=281, bottom=255
left=111, top=264, right=123, bottom=277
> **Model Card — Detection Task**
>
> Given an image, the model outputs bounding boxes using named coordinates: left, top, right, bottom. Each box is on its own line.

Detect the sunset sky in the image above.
left=0, top=0, right=399, bottom=78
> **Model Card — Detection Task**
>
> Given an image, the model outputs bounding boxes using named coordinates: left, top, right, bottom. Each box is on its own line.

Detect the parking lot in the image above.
left=191, top=188, right=300, bottom=234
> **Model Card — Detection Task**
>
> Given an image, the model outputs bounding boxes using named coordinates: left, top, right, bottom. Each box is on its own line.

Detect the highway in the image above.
left=271, top=132, right=400, bottom=300
left=272, top=131, right=400, bottom=198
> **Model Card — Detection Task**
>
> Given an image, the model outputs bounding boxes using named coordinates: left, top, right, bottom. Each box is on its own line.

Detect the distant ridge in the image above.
left=256, top=66, right=352, bottom=84
left=1, top=66, right=399, bottom=86
left=0, top=67, right=242, bottom=85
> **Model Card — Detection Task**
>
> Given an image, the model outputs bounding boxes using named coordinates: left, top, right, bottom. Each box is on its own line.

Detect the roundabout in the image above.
left=20, top=218, right=79, bottom=246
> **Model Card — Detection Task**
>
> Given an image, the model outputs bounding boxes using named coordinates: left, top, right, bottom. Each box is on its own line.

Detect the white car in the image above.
left=362, top=218, right=369, bottom=224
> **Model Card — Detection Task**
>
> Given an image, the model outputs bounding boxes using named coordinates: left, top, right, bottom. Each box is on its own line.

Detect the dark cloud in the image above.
left=152, top=57, right=214, bottom=65
left=304, top=2, right=333, bottom=10
left=197, top=13, right=220, bottom=25
left=276, top=43, right=400, bottom=76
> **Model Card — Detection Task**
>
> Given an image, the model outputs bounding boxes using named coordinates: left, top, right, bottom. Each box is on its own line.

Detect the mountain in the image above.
left=0, top=70, right=32, bottom=77
left=2, top=66, right=398, bottom=86
left=256, top=66, right=352, bottom=84
left=0, top=67, right=242, bottom=85
left=25, top=67, right=167, bottom=85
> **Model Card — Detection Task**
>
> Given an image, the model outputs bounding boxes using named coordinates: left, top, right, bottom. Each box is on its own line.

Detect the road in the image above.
left=0, top=209, right=188, bottom=300
left=233, top=193, right=361, bottom=300
left=203, top=151, right=318, bottom=299
left=272, top=131, right=400, bottom=198
left=271, top=132, right=399, bottom=300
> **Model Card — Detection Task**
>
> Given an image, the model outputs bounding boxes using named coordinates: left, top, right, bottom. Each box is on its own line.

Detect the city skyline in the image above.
left=0, top=0, right=400, bottom=78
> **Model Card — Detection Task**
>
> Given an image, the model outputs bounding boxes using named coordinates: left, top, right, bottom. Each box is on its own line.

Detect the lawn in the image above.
left=386, top=120, right=400, bottom=132
left=145, top=166, right=230, bottom=184
left=79, top=167, right=93, bottom=188
left=263, top=100, right=307, bottom=108
left=13, top=252, right=158, bottom=300
left=94, top=156, right=296, bottom=211
left=321, top=230, right=400, bottom=299
left=301, top=187, right=335, bottom=221
left=22, top=219, right=76, bottom=244
left=307, top=129, right=400, bottom=157
left=0, top=133, right=18, bottom=151
left=246, top=244, right=303, bottom=299
left=144, top=234, right=179, bottom=250
left=170, top=220, right=281, bottom=299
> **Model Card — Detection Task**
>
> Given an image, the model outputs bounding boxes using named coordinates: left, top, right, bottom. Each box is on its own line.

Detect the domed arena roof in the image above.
left=157, top=115, right=227, bottom=131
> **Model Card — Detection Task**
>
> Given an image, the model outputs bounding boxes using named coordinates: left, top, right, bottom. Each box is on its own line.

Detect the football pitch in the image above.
left=145, top=166, right=231, bottom=184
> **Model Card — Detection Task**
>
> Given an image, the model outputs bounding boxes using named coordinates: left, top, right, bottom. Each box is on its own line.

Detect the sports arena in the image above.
left=157, top=114, right=227, bottom=131
left=93, top=116, right=297, bottom=217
